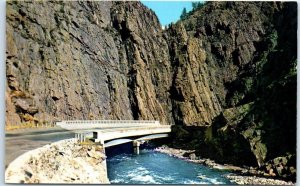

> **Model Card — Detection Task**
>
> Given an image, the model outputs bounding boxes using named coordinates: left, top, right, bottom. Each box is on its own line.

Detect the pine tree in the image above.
left=191, top=2, right=205, bottom=11
left=180, top=7, right=187, bottom=20
left=192, top=2, right=198, bottom=10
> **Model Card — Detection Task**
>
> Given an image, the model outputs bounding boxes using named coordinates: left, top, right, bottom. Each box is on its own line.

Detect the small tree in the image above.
left=192, top=2, right=198, bottom=10
left=192, top=2, right=206, bottom=10
left=180, top=7, right=187, bottom=20
left=197, top=2, right=205, bottom=9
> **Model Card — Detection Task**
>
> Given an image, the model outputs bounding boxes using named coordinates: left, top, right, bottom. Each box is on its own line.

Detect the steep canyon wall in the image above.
left=6, top=1, right=296, bottom=174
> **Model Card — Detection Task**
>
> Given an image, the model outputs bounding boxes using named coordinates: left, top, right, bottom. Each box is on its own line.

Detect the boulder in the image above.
left=189, top=153, right=196, bottom=160
left=15, top=99, right=30, bottom=111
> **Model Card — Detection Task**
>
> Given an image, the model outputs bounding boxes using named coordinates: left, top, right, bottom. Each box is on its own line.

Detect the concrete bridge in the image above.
left=56, top=120, right=161, bottom=130
left=56, top=120, right=171, bottom=154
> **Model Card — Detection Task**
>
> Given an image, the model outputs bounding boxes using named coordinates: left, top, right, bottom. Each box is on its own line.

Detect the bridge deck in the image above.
left=56, top=120, right=172, bottom=146
left=92, top=125, right=171, bottom=142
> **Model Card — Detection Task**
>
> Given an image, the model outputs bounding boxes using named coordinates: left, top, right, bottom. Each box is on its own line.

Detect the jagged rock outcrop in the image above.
left=110, top=2, right=173, bottom=124
left=6, top=1, right=296, bottom=180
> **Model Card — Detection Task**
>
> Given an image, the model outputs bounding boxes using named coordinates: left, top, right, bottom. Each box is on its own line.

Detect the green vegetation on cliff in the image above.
left=169, top=2, right=296, bottom=180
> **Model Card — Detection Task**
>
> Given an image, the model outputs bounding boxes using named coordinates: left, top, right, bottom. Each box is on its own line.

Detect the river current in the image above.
left=106, top=144, right=233, bottom=184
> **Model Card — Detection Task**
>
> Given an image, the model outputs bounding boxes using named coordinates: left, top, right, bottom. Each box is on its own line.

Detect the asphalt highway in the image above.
left=5, top=127, right=75, bottom=168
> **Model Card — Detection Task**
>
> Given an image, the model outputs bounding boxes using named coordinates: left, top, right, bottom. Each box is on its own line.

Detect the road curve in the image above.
left=5, top=125, right=170, bottom=168
left=5, top=127, right=76, bottom=168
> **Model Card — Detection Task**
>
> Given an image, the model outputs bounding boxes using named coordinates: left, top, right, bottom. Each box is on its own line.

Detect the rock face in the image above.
left=167, top=2, right=296, bottom=178
left=6, top=1, right=296, bottom=180
left=6, top=1, right=173, bottom=125
left=5, top=139, right=109, bottom=183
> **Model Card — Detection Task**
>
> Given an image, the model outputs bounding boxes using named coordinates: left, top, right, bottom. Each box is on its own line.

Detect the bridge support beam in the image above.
left=133, top=141, right=140, bottom=155
left=75, top=132, right=86, bottom=143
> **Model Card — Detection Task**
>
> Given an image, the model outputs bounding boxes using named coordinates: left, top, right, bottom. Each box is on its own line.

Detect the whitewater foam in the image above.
left=183, top=179, right=209, bottom=184
left=209, top=178, right=225, bottom=184
left=107, top=150, right=232, bottom=184
left=130, top=174, right=158, bottom=184
left=110, top=178, right=124, bottom=183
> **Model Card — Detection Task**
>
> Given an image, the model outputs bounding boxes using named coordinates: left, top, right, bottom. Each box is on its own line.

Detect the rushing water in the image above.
left=106, top=144, right=233, bottom=184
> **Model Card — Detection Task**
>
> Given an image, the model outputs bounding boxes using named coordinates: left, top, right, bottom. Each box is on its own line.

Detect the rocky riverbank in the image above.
left=5, top=139, right=109, bottom=184
left=155, top=145, right=295, bottom=185
left=226, top=175, right=294, bottom=185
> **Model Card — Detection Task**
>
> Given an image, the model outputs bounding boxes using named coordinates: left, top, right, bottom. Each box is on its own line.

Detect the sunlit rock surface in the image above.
left=5, top=139, right=109, bottom=184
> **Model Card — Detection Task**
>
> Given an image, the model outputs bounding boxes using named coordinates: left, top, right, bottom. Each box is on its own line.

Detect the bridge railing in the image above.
left=56, top=120, right=161, bottom=130
left=58, top=120, right=159, bottom=125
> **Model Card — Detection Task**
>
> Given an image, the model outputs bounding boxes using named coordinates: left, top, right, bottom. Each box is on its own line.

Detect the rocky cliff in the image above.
left=168, top=2, right=296, bottom=179
left=6, top=1, right=296, bottom=180
left=6, top=1, right=173, bottom=125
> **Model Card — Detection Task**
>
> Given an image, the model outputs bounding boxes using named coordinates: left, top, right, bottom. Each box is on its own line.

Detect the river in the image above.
left=6, top=128, right=233, bottom=184
left=106, top=143, right=233, bottom=184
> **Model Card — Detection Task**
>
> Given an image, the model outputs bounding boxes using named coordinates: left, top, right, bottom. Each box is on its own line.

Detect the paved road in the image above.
left=5, top=126, right=144, bottom=167
left=5, top=127, right=76, bottom=168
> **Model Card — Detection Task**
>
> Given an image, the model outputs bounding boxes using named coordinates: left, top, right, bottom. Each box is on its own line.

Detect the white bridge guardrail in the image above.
left=56, top=120, right=161, bottom=130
